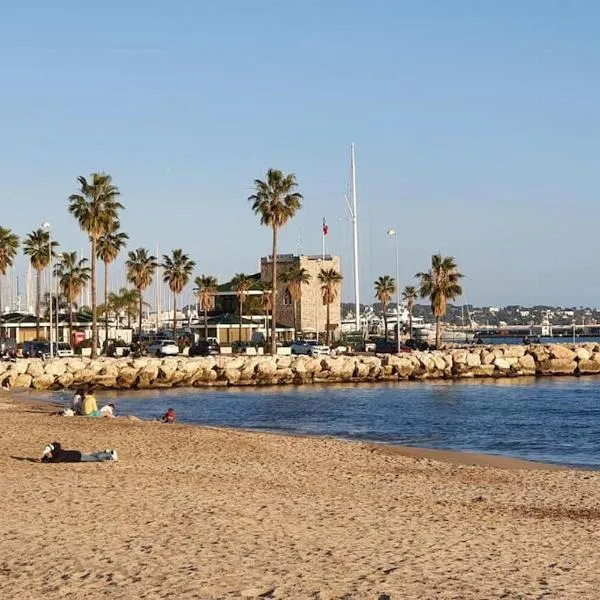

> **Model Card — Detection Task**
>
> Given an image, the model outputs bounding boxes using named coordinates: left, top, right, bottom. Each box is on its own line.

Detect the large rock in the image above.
left=224, top=368, right=241, bottom=384
left=578, top=360, right=600, bottom=374
left=26, top=361, right=45, bottom=378
left=493, top=357, right=511, bottom=371
left=57, top=372, right=74, bottom=388
left=504, top=346, right=526, bottom=358
left=256, top=357, right=277, bottom=375
left=117, top=367, right=139, bottom=388
left=466, top=353, right=481, bottom=368
left=538, top=358, right=577, bottom=375
left=518, top=354, right=536, bottom=372
left=32, top=374, right=55, bottom=390
left=45, top=360, right=67, bottom=377
left=548, top=345, right=577, bottom=361
left=13, top=373, right=33, bottom=389
left=575, top=347, right=591, bottom=361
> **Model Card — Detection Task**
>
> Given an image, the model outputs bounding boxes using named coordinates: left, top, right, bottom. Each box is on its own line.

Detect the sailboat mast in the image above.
left=351, top=143, right=361, bottom=332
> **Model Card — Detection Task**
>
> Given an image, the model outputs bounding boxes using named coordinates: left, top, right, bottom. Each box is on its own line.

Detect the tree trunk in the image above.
left=383, top=302, right=388, bottom=342
left=292, top=300, right=297, bottom=340
left=104, top=260, right=109, bottom=354
left=238, top=298, right=243, bottom=343
left=435, top=315, right=440, bottom=349
left=91, top=237, right=98, bottom=358
left=326, top=300, right=331, bottom=345
left=68, top=285, right=74, bottom=346
left=270, top=226, right=278, bottom=355
left=172, top=291, right=177, bottom=341
left=35, top=269, right=41, bottom=339
left=409, top=310, right=413, bottom=339
left=204, top=307, right=208, bottom=340
left=138, top=289, right=143, bottom=339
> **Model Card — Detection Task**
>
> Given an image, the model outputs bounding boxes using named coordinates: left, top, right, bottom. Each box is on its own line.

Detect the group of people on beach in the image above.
left=67, top=387, right=115, bottom=418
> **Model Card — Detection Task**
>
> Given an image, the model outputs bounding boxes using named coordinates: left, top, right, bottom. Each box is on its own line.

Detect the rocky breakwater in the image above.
left=2, top=343, right=600, bottom=391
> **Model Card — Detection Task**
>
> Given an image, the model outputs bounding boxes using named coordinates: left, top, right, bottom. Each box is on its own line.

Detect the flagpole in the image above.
left=351, top=143, right=361, bottom=332
left=322, top=220, right=325, bottom=259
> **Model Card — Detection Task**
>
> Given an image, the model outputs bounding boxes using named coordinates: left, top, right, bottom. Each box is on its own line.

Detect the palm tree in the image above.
left=126, top=248, right=157, bottom=338
left=0, top=227, right=19, bottom=335
left=96, top=222, right=128, bottom=352
left=23, top=228, right=59, bottom=339
left=374, top=275, right=396, bottom=342
left=68, top=172, right=123, bottom=358
left=248, top=169, right=303, bottom=354
left=280, top=265, right=311, bottom=340
left=110, top=287, right=142, bottom=328
left=402, top=285, right=418, bottom=340
left=416, top=253, right=464, bottom=348
left=194, top=275, right=218, bottom=340
left=318, top=268, right=343, bottom=346
left=54, top=252, right=91, bottom=343
left=161, top=249, right=195, bottom=341
left=231, top=273, right=253, bottom=344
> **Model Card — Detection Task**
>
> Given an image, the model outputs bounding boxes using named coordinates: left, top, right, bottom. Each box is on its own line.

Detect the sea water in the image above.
left=45, top=375, right=600, bottom=469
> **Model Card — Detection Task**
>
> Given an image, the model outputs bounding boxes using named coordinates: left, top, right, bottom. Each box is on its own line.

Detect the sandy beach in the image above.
left=2, top=393, right=600, bottom=599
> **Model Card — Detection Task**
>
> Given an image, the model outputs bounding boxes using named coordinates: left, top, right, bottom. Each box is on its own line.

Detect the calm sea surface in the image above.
left=42, top=375, right=600, bottom=469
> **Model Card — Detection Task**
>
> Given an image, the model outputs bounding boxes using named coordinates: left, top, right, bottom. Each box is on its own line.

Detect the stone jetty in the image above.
left=3, top=343, right=600, bottom=391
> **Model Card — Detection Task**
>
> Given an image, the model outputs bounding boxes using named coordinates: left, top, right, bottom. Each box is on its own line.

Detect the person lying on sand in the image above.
left=99, top=403, right=116, bottom=418
left=160, top=407, right=176, bottom=423
left=41, top=442, right=118, bottom=463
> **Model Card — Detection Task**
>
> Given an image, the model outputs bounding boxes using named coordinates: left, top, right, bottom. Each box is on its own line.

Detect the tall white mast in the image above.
left=350, top=143, right=361, bottom=331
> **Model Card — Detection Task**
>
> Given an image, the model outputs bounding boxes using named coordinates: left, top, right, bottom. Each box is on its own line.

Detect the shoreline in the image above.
left=1, top=390, right=568, bottom=472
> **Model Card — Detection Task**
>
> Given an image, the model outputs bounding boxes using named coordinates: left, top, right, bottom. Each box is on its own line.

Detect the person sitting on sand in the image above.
left=41, top=442, right=117, bottom=462
left=161, top=407, right=176, bottom=424
left=99, top=403, right=116, bottom=418
left=71, top=388, right=85, bottom=415
left=81, top=387, right=100, bottom=417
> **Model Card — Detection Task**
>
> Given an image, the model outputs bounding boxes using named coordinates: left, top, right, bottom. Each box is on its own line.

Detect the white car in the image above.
left=54, top=342, right=74, bottom=357
left=290, top=340, right=330, bottom=357
left=146, top=339, right=179, bottom=357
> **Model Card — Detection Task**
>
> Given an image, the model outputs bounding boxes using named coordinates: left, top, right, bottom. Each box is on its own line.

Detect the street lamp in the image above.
left=387, top=229, right=401, bottom=353
left=41, top=222, right=53, bottom=359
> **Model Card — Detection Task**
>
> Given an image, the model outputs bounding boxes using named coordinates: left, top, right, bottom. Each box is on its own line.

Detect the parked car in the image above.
left=54, top=342, right=74, bottom=357
left=0, top=337, right=17, bottom=359
left=22, top=341, right=51, bottom=359
left=374, top=339, right=412, bottom=354
left=290, top=340, right=330, bottom=357
left=146, top=339, right=179, bottom=357
left=189, top=339, right=221, bottom=357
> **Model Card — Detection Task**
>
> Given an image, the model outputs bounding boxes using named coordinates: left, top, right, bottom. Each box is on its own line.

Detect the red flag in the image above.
left=322, top=218, right=329, bottom=236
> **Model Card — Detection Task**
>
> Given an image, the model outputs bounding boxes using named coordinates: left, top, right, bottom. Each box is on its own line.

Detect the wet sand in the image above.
left=1, top=392, right=599, bottom=599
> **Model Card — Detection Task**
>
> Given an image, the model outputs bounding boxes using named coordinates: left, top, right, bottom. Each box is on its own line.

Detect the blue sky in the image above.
left=1, top=1, right=599, bottom=308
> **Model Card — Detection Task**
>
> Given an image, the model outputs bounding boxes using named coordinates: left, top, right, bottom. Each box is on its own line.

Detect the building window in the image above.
left=283, top=289, right=292, bottom=305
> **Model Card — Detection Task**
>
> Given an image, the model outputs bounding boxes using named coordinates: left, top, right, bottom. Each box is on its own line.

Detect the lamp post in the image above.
left=387, top=229, right=400, bottom=353
left=41, top=222, right=53, bottom=359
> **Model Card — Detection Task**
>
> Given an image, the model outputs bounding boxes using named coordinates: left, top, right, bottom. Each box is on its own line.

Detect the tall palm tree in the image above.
left=126, top=248, right=157, bottom=338
left=161, top=249, right=195, bottom=341
left=374, top=275, right=396, bottom=342
left=231, top=273, right=253, bottom=344
left=0, top=227, right=19, bottom=335
left=280, top=265, right=311, bottom=340
left=318, top=268, right=343, bottom=346
left=96, top=222, right=128, bottom=352
left=416, top=253, right=464, bottom=348
left=402, top=285, right=418, bottom=340
left=194, top=275, right=218, bottom=340
left=23, top=228, right=59, bottom=339
left=54, top=252, right=91, bottom=344
left=68, top=172, right=123, bottom=358
left=248, top=169, right=303, bottom=354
